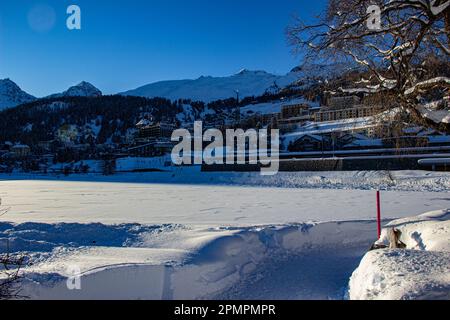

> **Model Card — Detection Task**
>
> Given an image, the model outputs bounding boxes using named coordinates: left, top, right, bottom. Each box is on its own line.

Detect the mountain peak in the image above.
left=235, top=69, right=269, bottom=76
left=0, top=79, right=36, bottom=110
left=47, top=81, right=103, bottom=99
left=1, top=78, right=21, bottom=89
left=65, top=81, right=102, bottom=97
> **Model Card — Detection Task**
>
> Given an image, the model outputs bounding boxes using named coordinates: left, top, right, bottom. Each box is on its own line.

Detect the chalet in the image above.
left=287, top=134, right=329, bottom=152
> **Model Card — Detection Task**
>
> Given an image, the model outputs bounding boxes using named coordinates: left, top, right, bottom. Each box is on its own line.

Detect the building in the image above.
left=277, top=103, right=315, bottom=132
left=11, top=144, right=31, bottom=157
left=314, top=94, right=387, bottom=122
left=136, top=121, right=177, bottom=142
left=327, top=96, right=361, bottom=110
left=260, top=113, right=281, bottom=126
left=315, top=105, right=384, bottom=122
left=281, top=104, right=310, bottom=119
left=339, top=133, right=384, bottom=150
left=287, top=134, right=329, bottom=152
left=278, top=115, right=314, bottom=132
left=37, top=140, right=54, bottom=150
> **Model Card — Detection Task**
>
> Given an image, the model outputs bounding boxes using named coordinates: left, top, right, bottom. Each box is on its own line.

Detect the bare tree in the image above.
left=288, top=0, right=450, bottom=131
left=0, top=246, right=25, bottom=300
left=0, top=198, right=26, bottom=300
left=0, top=198, right=9, bottom=217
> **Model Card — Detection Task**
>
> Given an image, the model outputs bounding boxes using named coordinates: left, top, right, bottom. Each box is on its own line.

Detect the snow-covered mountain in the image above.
left=0, top=79, right=36, bottom=110
left=48, top=81, right=102, bottom=98
left=121, top=70, right=302, bottom=102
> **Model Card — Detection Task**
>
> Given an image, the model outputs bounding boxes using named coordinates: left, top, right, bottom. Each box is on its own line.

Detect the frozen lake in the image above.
left=1, top=179, right=448, bottom=225
left=1, top=176, right=449, bottom=300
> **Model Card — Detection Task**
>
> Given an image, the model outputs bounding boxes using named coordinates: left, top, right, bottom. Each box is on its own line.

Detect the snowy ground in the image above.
left=0, top=169, right=449, bottom=300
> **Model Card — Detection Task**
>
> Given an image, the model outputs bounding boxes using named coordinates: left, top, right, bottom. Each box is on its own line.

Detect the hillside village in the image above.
left=0, top=67, right=449, bottom=174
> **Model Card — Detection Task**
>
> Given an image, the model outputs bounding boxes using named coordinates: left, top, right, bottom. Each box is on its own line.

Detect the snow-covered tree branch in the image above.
left=288, top=0, right=450, bottom=130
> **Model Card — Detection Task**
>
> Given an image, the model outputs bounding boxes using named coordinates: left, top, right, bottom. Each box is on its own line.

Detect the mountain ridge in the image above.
left=120, top=70, right=302, bottom=102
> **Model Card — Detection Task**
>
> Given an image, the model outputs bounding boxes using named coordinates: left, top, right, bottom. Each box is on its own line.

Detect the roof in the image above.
left=344, top=139, right=384, bottom=148
left=12, top=144, right=30, bottom=149
left=291, top=134, right=324, bottom=142
left=136, top=119, right=153, bottom=127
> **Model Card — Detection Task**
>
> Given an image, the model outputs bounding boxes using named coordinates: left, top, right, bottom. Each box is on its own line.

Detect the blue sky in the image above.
left=0, top=0, right=326, bottom=97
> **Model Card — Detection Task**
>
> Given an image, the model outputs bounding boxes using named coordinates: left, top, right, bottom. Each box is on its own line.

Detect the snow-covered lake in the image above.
left=0, top=172, right=449, bottom=300
left=1, top=179, right=449, bottom=225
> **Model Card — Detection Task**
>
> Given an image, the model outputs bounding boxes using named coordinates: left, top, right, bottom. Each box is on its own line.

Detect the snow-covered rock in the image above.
left=0, top=79, right=36, bottom=110
left=121, top=70, right=301, bottom=102
left=349, top=209, right=450, bottom=300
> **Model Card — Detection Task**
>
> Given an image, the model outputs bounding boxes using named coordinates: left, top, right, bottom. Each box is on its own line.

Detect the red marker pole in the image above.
left=376, top=190, right=382, bottom=239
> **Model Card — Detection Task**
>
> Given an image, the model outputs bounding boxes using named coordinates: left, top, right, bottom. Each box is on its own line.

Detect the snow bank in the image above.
left=349, top=209, right=450, bottom=300
left=115, top=156, right=171, bottom=172
left=3, top=221, right=377, bottom=300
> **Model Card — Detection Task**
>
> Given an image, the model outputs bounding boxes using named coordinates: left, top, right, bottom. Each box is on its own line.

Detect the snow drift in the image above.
left=2, top=221, right=378, bottom=300
left=349, top=209, right=450, bottom=300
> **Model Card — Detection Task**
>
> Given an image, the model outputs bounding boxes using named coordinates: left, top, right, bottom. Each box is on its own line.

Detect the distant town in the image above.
left=1, top=88, right=449, bottom=175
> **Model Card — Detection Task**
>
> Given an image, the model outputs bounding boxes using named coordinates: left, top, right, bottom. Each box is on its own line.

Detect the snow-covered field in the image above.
left=0, top=169, right=449, bottom=300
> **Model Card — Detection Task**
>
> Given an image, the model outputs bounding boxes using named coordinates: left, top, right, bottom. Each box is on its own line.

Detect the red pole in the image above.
left=376, top=190, right=382, bottom=239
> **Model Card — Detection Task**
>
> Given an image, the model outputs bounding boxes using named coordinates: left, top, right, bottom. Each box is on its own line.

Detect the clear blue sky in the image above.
left=0, top=0, right=326, bottom=97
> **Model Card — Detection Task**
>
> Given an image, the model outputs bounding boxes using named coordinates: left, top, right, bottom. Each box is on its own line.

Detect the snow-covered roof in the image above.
left=136, top=119, right=153, bottom=127
left=419, top=106, right=450, bottom=124
left=12, top=144, right=30, bottom=149
left=344, top=139, right=383, bottom=148
left=283, top=133, right=325, bottom=147
left=241, top=98, right=320, bottom=116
